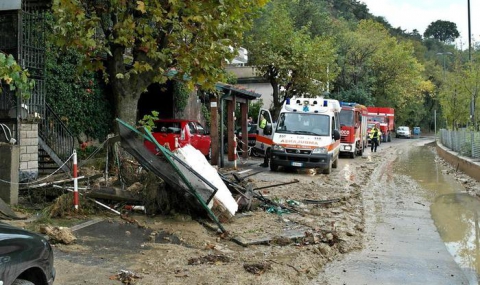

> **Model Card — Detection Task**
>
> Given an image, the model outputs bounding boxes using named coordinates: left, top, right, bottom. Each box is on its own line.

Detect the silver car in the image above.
left=396, top=126, right=411, bottom=138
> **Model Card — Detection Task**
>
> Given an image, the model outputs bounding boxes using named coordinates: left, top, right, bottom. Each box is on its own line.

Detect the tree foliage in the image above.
left=424, top=20, right=460, bottom=44
left=245, top=1, right=338, bottom=117
left=332, top=20, right=433, bottom=124
left=51, top=0, right=267, bottom=125
left=45, top=43, right=114, bottom=141
left=0, top=53, right=35, bottom=98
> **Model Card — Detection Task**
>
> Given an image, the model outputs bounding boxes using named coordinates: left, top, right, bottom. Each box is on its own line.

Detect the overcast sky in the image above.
left=361, top=0, right=478, bottom=49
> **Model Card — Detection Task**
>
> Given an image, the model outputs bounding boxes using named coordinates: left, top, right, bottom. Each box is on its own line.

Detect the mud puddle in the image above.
left=396, top=145, right=480, bottom=284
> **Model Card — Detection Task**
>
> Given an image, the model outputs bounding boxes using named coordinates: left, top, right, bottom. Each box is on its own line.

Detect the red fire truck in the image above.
left=339, top=102, right=369, bottom=158
left=366, top=107, right=395, bottom=143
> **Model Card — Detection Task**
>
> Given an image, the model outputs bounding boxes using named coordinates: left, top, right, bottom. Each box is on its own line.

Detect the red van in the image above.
left=145, top=119, right=211, bottom=159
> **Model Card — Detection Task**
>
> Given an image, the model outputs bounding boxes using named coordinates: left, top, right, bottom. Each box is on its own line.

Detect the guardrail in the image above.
left=439, top=129, right=480, bottom=159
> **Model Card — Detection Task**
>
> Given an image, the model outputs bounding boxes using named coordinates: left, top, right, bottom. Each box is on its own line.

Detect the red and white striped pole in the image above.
left=233, top=112, right=237, bottom=170
left=73, top=150, right=79, bottom=211
left=234, top=135, right=237, bottom=170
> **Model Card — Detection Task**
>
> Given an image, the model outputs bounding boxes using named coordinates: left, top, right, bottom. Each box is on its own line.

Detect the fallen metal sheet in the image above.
left=70, top=218, right=104, bottom=232
left=117, top=120, right=213, bottom=209
left=116, top=119, right=229, bottom=232
left=0, top=198, right=24, bottom=220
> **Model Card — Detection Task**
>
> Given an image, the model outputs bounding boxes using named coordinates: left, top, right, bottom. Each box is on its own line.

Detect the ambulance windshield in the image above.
left=276, top=112, right=330, bottom=136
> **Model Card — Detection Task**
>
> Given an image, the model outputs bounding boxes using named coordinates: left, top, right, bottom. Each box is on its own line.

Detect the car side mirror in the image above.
left=333, top=129, right=340, bottom=140
left=264, top=124, right=273, bottom=135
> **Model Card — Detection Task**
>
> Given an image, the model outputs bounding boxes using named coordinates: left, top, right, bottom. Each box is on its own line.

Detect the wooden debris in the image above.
left=188, top=254, right=230, bottom=265
left=243, top=262, right=272, bottom=275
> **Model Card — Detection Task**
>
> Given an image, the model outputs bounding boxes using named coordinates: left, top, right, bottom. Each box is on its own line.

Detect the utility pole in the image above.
left=468, top=0, right=475, bottom=130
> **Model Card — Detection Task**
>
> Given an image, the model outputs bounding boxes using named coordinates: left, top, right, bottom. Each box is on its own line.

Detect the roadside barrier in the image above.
left=0, top=150, right=79, bottom=210
left=73, top=150, right=79, bottom=211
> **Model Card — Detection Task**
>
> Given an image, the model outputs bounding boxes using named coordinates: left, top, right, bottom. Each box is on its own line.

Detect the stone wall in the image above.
left=436, top=141, right=480, bottom=182
left=19, top=122, right=38, bottom=181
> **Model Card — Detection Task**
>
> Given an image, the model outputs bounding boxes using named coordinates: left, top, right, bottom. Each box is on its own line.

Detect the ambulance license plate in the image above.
left=292, top=162, right=303, bottom=167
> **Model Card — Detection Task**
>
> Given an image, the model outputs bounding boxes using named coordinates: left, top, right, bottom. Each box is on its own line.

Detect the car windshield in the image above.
left=276, top=112, right=330, bottom=136
left=339, top=110, right=354, bottom=127
left=236, top=124, right=258, bottom=134
left=153, top=121, right=181, bottom=134
left=398, top=126, right=408, bottom=131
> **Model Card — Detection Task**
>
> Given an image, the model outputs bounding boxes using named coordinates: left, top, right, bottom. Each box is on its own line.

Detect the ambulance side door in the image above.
left=255, top=108, right=274, bottom=154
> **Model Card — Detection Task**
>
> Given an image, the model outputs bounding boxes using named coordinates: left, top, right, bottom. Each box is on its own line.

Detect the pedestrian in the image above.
left=369, top=125, right=380, bottom=152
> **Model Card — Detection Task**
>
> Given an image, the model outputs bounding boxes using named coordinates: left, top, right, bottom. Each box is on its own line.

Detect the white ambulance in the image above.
left=255, top=96, right=341, bottom=174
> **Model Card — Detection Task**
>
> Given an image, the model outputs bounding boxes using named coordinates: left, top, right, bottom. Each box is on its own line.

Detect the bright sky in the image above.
left=361, top=0, right=478, bottom=49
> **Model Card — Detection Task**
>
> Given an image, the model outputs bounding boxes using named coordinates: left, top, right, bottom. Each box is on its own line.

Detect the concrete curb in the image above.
left=436, top=140, right=480, bottom=182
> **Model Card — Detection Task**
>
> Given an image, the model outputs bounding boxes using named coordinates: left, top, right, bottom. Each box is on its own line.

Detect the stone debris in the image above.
left=39, top=225, right=76, bottom=244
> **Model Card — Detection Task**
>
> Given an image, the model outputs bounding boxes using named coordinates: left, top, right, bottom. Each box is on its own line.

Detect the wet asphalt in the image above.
left=317, top=137, right=470, bottom=285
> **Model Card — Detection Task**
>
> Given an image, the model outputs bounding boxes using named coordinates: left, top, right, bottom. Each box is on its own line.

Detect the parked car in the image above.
left=396, top=126, right=411, bottom=138
left=0, top=222, right=55, bottom=285
left=145, top=119, right=211, bottom=159
left=237, top=124, right=258, bottom=147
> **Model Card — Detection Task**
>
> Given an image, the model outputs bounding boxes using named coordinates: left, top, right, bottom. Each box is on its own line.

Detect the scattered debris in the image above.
left=243, top=262, right=272, bottom=275
left=188, top=254, right=230, bottom=265
left=252, top=179, right=300, bottom=191
left=110, top=270, right=142, bottom=284
left=232, top=170, right=263, bottom=182
left=39, top=225, right=76, bottom=244
left=302, top=198, right=342, bottom=205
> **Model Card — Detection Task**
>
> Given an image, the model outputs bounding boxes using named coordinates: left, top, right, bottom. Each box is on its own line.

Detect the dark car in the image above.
left=237, top=124, right=258, bottom=147
left=223, top=124, right=258, bottom=155
left=0, top=222, right=55, bottom=285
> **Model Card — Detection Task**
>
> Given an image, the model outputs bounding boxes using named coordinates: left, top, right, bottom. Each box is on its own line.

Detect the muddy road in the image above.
left=28, top=135, right=479, bottom=284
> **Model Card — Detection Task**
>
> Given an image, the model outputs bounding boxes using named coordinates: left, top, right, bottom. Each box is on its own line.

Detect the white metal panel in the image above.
left=0, top=0, right=21, bottom=11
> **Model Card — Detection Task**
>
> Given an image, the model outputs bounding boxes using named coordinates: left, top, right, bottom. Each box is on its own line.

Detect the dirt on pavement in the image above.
left=7, top=137, right=480, bottom=285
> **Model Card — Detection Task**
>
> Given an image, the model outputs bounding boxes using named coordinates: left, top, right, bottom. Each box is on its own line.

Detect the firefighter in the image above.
left=369, top=125, right=381, bottom=152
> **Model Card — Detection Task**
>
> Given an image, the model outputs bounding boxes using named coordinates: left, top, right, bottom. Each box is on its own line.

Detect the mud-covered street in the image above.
left=10, top=135, right=480, bottom=285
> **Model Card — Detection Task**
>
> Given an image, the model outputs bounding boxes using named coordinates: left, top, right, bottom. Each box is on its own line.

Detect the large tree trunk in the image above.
left=107, top=45, right=152, bottom=129
left=270, top=79, right=282, bottom=120
left=113, top=86, right=141, bottom=128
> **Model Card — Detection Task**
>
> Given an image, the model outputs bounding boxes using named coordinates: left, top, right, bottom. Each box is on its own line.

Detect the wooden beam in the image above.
left=210, top=97, right=219, bottom=165
left=240, top=102, right=248, bottom=158
left=227, top=95, right=236, bottom=161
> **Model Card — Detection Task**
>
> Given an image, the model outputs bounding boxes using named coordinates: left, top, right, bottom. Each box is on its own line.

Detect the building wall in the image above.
left=225, top=66, right=273, bottom=110
left=240, top=82, right=273, bottom=109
